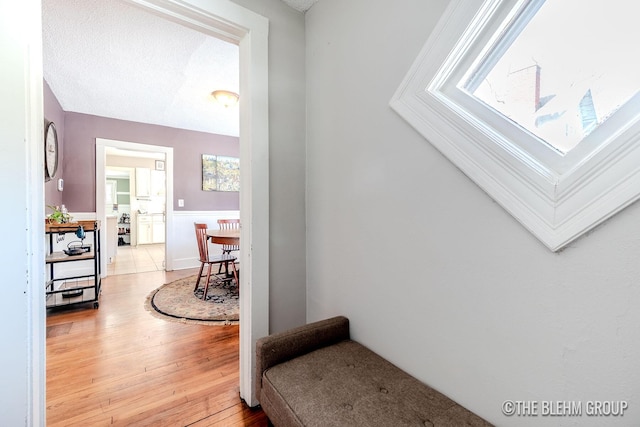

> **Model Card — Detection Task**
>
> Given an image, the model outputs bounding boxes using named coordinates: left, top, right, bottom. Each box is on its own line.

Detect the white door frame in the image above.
left=96, top=139, right=174, bottom=273
left=30, top=0, right=270, bottom=412
left=116, top=0, right=270, bottom=407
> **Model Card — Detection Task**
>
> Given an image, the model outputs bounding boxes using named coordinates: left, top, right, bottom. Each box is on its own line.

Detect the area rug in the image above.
left=145, top=274, right=239, bottom=325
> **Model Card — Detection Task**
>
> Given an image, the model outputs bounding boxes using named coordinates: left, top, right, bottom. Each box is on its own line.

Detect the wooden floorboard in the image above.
left=46, top=268, right=268, bottom=427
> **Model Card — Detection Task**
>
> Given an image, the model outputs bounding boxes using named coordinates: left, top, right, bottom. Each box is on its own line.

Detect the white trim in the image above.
left=173, top=210, right=240, bottom=217
left=390, top=0, right=640, bottom=251
left=237, top=9, right=270, bottom=407
left=96, top=138, right=175, bottom=274
left=25, top=0, right=46, bottom=423
left=127, top=0, right=269, bottom=406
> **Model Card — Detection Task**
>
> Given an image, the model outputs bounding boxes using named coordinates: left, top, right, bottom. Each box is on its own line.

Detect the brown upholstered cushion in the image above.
left=256, top=316, right=351, bottom=403
left=261, top=340, right=492, bottom=427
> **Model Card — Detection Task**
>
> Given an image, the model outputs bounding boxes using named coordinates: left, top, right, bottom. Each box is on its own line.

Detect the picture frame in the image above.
left=202, top=154, right=240, bottom=192
left=155, top=160, right=165, bottom=171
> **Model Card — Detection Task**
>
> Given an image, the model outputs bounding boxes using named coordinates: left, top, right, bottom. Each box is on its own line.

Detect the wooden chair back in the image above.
left=217, top=219, right=240, bottom=230
left=217, top=219, right=240, bottom=252
left=194, top=223, right=210, bottom=262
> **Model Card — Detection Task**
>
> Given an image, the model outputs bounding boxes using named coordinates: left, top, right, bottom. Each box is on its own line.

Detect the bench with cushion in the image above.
left=255, top=316, right=492, bottom=426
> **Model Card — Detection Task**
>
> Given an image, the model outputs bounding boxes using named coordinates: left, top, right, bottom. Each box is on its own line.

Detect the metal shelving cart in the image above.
left=45, top=220, right=101, bottom=309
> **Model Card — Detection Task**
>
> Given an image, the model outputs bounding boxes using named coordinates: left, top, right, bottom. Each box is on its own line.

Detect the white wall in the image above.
left=305, top=1, right=640, bottom=426
left=231, top=0, right=307, bottom=333
left=1, top=1, right=45, bottom=424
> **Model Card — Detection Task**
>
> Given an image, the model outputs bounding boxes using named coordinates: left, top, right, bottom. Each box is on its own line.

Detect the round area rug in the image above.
left=145, top=274, right=239, bottom=325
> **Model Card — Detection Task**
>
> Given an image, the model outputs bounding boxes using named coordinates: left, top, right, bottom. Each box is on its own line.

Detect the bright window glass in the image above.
left=462, top=0, right=639, bottom=154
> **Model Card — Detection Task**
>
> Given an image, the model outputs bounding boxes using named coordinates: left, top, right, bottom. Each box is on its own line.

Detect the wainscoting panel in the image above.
left=171, top=210, right=240, bottom=270
left=58, top=211, right=240, bottom=275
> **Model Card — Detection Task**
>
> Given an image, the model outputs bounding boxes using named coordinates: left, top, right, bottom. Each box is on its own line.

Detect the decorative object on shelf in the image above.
left=63, top=243, right=90, bottom=256
left=75, top=224, right=85, bottom=241
left=211, top=90, right=239, bottom=107
left=202, top=154, right=240, bottom=192
left=44, top=121, right=59, bottom=181
left=63, top=225, right=90, bottom=256
left=46, top=204, right=71, bottom=224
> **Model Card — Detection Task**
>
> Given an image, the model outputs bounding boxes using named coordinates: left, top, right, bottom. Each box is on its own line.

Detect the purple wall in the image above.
left=42, top=87, right=240, bottom=212
left=43, top=81, right=65, bottom=209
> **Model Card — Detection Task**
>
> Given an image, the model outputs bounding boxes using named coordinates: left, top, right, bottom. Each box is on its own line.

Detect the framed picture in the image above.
left=155, top=160, right=165, bottom=171
left=202, top=154, right=240, bottom=191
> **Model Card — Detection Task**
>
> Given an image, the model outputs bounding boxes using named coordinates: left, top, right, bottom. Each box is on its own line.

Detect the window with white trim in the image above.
left=390, top=0, right=640, bottom=251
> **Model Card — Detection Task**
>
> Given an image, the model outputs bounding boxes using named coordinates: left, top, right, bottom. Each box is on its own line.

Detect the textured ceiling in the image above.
left=42, top=0, right=319, bottom=137
left=42, top=0, right=240, bottom=137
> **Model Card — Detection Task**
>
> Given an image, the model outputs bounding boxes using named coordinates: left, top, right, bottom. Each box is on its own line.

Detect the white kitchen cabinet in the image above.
left=137, top=215, right=153, bottom=244
left=150, top=170, right=165, bottom=197
left=106, top=180, right=117, bottom=205
left=152, top=215, right=165, bottom=243
left=135, top=167, right=151, bottom=198
left=137, top=214, right=164, bottom=244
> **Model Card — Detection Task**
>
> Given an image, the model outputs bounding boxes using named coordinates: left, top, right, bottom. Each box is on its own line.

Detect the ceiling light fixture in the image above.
left=211, top=90, right=240, bottom=107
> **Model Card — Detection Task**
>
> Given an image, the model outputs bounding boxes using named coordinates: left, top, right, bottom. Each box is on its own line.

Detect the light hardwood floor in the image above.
left=46, top=268, right=268, bottom=426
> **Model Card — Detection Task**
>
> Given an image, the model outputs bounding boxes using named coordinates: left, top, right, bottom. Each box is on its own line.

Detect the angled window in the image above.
left=391, top=0, right=640, bottom=251
left=463, top=0, right=639, bottom=154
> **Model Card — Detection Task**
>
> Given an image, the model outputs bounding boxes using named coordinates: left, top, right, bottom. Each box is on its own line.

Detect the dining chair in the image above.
left=194, top=223, right=239, bottom=300
left=217, top=218, right=240, bottom=274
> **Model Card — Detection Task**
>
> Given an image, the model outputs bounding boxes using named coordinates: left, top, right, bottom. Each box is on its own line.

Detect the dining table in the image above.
left=206, top=228, right=240, bottom=246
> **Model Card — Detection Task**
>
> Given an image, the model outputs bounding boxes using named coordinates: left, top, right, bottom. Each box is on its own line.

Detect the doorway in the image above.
left=106, top=159, right=167, bottom=276
left=107, top=4, right=270, bottom=406
left=28, top=3, right=269, bottom=421
left=96, top=139, right=173, bottom=277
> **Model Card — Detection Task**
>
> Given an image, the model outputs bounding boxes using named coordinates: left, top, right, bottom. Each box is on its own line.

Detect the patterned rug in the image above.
left=144, top=274, right=239, bottom=325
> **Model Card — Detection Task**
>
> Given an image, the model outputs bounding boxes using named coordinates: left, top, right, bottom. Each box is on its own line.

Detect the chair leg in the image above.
left=202, top=263, right=213, bottom=300
left=230, top=261, right=239, bottom=289
left=194, top=262, right=205, bottom=291
left=218, top=249, right=230, bottom=274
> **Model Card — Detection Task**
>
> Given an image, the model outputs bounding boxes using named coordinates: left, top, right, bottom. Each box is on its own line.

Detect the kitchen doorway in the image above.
left=96, top=139, right=174, bottom=278
left=105, top=160, right=167, bottom=276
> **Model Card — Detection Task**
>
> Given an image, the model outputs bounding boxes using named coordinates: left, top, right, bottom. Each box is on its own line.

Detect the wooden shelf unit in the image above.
left=45, top=220, right=101, bottom=309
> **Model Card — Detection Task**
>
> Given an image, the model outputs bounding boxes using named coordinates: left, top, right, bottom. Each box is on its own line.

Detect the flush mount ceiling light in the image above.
left=211, top=90, right=240, bottom=107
